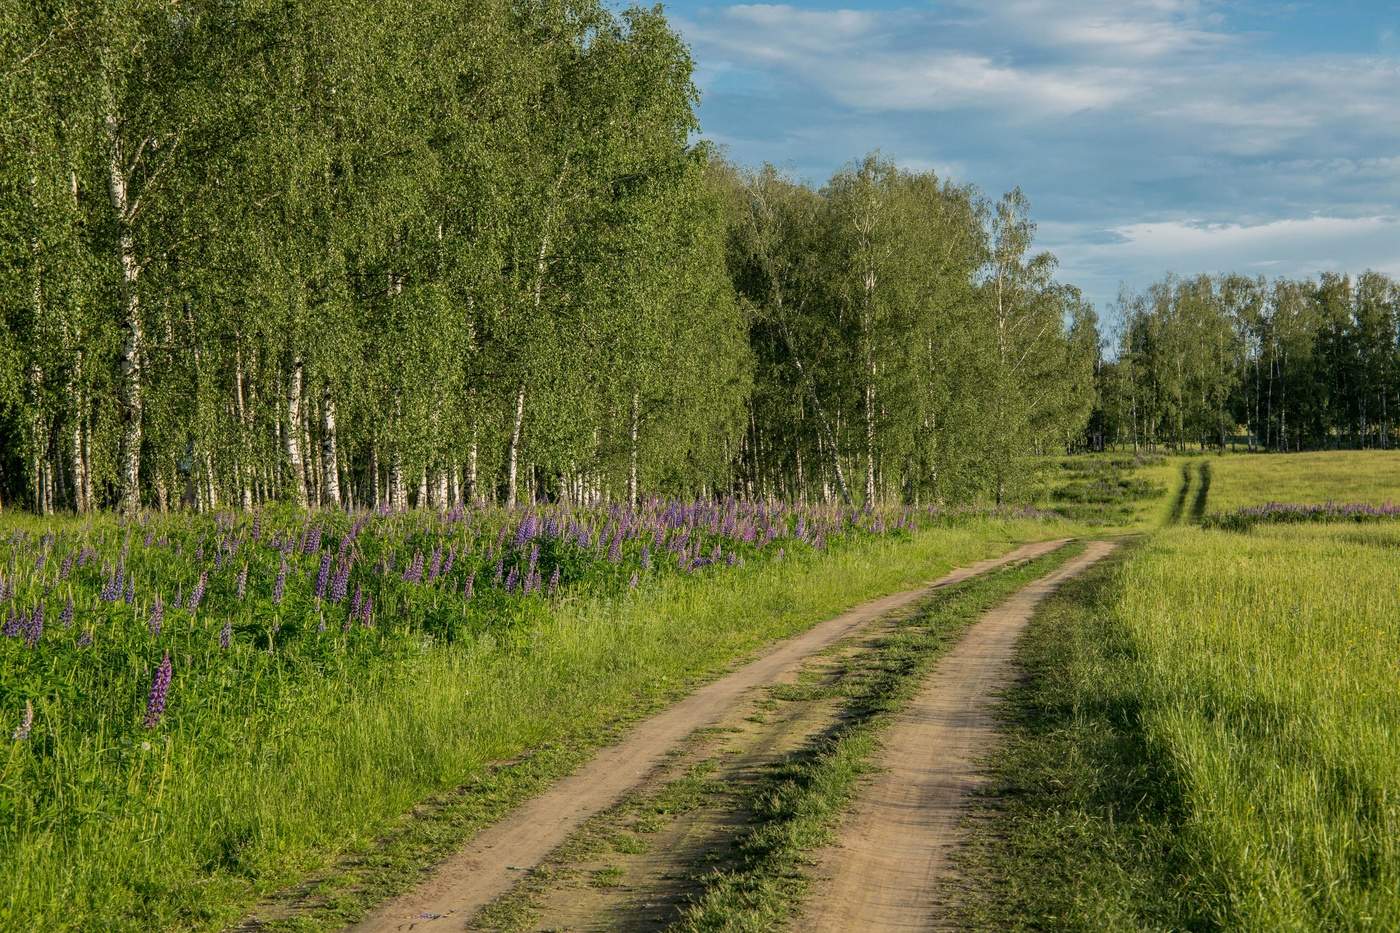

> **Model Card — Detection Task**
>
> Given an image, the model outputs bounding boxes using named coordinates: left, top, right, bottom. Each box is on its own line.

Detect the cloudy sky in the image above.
left=662, top=0, right=1400, bottom=318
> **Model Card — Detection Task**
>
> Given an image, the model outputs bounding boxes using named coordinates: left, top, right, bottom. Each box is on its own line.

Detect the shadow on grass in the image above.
left=1167, top=462, right=1192, bottom=526
left=948, top=547, right=1208, bottom=931
left=1190, top=461, right=1212, bottom=524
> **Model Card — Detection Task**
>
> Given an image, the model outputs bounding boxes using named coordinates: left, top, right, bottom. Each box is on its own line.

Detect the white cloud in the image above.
left=676, top=1, right=1400, bottom=312
left=969, top=0, right=1234, bottom=59
left=1041, top=216, right=1400, bottom=311
left=682, top=3, right=1400, bottom=140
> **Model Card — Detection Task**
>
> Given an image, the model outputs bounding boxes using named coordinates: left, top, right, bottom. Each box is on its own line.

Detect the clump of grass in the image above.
left=1030, top=453, right=1174, bottom=528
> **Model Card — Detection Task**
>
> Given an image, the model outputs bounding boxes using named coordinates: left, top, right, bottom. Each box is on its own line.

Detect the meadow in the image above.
left=959, top=450, right=1400, bottom=930
left=7, top=448, right=1400, bottom=931
left=0, top=499, right=1062, bottom=930
left=1205, top=449, right=1400, bottom=514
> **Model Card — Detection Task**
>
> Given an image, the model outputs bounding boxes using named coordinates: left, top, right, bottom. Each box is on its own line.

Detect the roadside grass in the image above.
left=672, top=543, right=1085, bottom=931
left=0, top=516, right=1062, bottom=933
left=957, top=524, right=1400, bottom=930
left=950, top=542, right=1192, bottom=930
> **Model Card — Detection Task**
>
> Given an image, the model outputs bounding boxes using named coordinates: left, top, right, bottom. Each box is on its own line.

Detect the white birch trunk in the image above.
left=285, top=356, right=307, bottom=507
left=506, top=383, right=525, bottom=508
left=628, top=390, right=639, bottom=508
left=321, top=385, right=340, bottom=508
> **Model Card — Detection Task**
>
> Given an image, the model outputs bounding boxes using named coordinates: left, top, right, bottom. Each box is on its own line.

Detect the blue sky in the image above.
left=660, top=0, right=1400, bottom=320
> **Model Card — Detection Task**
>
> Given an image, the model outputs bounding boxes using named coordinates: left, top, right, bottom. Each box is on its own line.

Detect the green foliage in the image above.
left=0, top=0, right=749, bottom=514
left=1098, top=271, right=1400, bottom=452
left=715, top=158, right=1097, bottom=509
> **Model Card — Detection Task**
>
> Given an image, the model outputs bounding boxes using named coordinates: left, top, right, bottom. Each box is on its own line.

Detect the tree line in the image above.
left=1, top=0, right=1097, bottom=514
left=1095, top=271, right=1400, bottom=452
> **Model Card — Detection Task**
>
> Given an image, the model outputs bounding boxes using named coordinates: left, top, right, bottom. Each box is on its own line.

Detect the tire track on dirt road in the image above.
left=346, top=539, right=1069, bottom=933
left=799, top=540, right=1118, bottom=932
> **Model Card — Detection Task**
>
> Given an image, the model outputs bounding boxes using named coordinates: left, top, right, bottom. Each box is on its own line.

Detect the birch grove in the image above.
left=1, top=2, right=1104, bottom=513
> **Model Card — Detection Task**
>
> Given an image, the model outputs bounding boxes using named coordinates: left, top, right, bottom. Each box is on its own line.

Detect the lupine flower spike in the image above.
left=143, top=653, right=172, bottom=729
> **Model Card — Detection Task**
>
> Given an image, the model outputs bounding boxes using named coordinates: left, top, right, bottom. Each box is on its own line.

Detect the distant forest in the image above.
left=1096, top=271, right=1400, bottom=453
left=1, top=2, right=1394, bottom=516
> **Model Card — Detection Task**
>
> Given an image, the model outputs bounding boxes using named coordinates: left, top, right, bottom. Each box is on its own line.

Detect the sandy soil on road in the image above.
left=798, top=540, right=1118, bottom=932
left=349, top=539, right=1068, bottom=933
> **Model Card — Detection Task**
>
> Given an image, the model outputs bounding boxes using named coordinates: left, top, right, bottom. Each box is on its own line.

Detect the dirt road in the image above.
left=799, top=540, right=1118, bottom=931
left=350, top=539, right=1068, bottom=932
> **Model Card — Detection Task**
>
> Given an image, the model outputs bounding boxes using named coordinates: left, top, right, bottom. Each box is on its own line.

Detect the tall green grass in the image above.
left=1, top=515, right=1057, bottom=931
left=964, top=523, right=1400, bottom=929
left=1115, top=525, right=1400, bottom=928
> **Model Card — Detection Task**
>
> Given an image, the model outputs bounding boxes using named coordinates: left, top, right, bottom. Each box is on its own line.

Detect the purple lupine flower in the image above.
left=350, top=584, right=364, bottom=618
left=236, top=564, right=248, bottom=600
left=641, top=546, right=652, bottom=570
left=359, top=593, right=374, bottom=626
left=402, top=551, right=424, bottom=584
left=124, top=575, right=136, bottom=605
left=330, top=559, right=351, bottom=603
left=251, top=512, right=263, bottom=541
left=149, top=595, right=165, bottom=635
left=493, top=558, right=504, bottom=585
left=77, top=629, right=93, bottom=648
left=273, top=559, right=288, bottom=604
left=24, top=604, right=43, bottom=648
left=315, top=553, right=332, bottom=600
left=463, top=571, right=475, bottom=601
left=59, top=554, right=74, bottom=581
left=60, top=596, right=74, bottom=627
left=442, top=546, right=456, bottom=577
left=528, top=543, right=540, bottom=576
left=100, top=567, right=123, bottom=603
left=144, top=531, right=155, bottom=548
left=219, top=617, right=232, bottom=649
left=427, top=546, right=443, bottom=583
left=7, top=608, right=27, bottom=638
left=547, top=565, right=560, bottom=596
left=12, top=701, right=33, bottom=741
left=505, top=565, right=519, bottom=593
left=143, top=653, right=172, bottom=729
left=188, top=571, right=208, bottom=612
left=514, top=515, right=537, bottom=549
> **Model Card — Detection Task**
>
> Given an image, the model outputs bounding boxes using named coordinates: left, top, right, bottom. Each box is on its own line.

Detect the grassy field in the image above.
left=0, top=502, right=1065, bottom=931
left=1205, top=450, right=1400, bottom=513
left=1031, top=453, right=1181, bottom=529
left=961, top=453, right=1400, bottom=930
